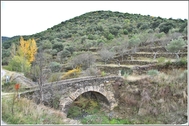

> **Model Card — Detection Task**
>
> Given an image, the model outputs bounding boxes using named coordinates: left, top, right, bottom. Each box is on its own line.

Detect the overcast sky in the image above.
left=1, top=1, right=188, bottom=37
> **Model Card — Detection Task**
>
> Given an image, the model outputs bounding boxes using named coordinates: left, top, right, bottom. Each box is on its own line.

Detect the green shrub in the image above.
left=175, top=57, right=187, bottom=66
left=157, top=57, right=166, bottom=64
left=48, top=72, right=62, bottom=82
left=81, top=113, right=133, bottom=124
left=8, top=56, right=31, bottom=73
left=49, top=62, right=62, bottom=73
left=178, top=70, right=187, bottom=83
left=147, top=69, right=159, bottom=77
left=2, top=81, right=17, bottom=92
left=67, top=106, right=82, bottom=118
left=107, top=33, right=114, bottom=40
left=52, top=42, right=64, bottom=52
left=123, top=29, right=128, bottom=35
left=101, top=71, right=106, bottom=77
left=165, top=60, right=171, bottom=66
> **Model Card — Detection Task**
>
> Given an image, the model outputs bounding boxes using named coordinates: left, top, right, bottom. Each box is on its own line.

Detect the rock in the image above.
left=157, top=98, right=164, bottom=103
left=138, top=108, right=148, bottom=116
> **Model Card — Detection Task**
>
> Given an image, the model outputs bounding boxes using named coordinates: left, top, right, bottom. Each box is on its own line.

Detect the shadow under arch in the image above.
left=67, top=91, right=110, bottom=118
left=59, top=85, right=117, bottom=115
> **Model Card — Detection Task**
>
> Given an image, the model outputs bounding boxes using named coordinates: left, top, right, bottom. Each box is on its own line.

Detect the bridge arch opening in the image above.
left=66, top=91, right=110, bottom=118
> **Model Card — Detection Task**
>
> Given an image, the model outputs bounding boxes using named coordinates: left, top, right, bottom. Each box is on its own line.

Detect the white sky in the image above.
left=1, top=1, right=188, bottom=37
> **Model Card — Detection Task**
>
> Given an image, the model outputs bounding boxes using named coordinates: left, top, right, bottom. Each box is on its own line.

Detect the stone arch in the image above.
left=59, top=85, right=118, bottom=115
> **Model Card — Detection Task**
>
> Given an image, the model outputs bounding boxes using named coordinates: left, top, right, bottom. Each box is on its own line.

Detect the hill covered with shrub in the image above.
left=2, top=10, right=187, bottom=68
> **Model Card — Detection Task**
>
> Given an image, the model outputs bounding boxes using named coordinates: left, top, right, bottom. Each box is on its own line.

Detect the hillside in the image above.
left=2, top=10, right=187, bottom=64
left=2, top=36, right=10, bottom=43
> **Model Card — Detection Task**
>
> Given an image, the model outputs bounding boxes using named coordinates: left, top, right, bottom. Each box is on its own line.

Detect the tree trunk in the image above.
left=153, top=52, right=158, bottom=59
left=175, top=53, right=180, bottom=59
left=175, top=50, right=180, bottom=59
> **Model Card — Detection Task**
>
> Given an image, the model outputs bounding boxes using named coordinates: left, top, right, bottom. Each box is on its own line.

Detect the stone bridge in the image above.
left=21, top=76, right=124, bottom=115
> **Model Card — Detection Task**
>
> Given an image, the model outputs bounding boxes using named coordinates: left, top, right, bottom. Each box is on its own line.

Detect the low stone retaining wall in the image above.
left=138, top=46, right=187, bottom=53
left=97, top=66, right=133, bottom=75
left=132, top=62, right=187, bottom=75
left=107, top=60, right=157, bottom=65
left=114, top=53, right=187, bottom=61
left=97, top=61, right=187, bottom=76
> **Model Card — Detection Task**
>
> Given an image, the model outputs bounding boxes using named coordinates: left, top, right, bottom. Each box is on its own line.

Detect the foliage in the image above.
left=114, top=37, right=129, bottom=61
left=48, top=72, right=62, bottom=82
left=17, top=36, right=38, bottom=63
left=2, top=10, right=187, bottom=66
left=166, top=37, right=186, bottom=53
left=61, top=67, right=81, bottom=79
left=8, top=56, right=31, bottom=73
left=175, top=57, right=187, bottom=66
left=155, top=32, right=166, bottom=39
left=52, top=42, right=64, bottom=52
left=67, top=106, right=82, bottom=118
left=81, top=113, right=133, bottom=124
left=7, top=36, right=37, bottom=74
left=128, top=35, right=141, bottom=53
left=49, top=62, right=62, bottom=73
left=42, top=40, right=52, bottom=50
left=107, top=33, right=114, bottom=40
left=2, top=81, right=18, bottom=92
left=98, top=48, right=115, bottom=64
left=70, top=52, right=96, bottom=69
left=123, top=72, right=130, bottom=79
left=67, top=96, right=100, bottom=119
left=2, top=97, right=65, bottom=124
left=158, top=22, right=174, bottom=34
left=59, top=50, right=71, bottom=63
left=147, top=69, right=159, bottom=77
left=128, top=35, right=141, bottom=47
left=101, top=71, right=106, bottom=77
left=157, top=57, right=166, bottom=64
left=84, top=67, right=98, bottom=76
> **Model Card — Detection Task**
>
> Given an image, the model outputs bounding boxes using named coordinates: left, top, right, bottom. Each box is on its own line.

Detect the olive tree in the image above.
left=70, top=52, right=96, bottom=70
left=98, top=48, right=115, bottom=64
left=166, top=37, right=186, bottom=59
left=128, top=35, right=141, bottom=53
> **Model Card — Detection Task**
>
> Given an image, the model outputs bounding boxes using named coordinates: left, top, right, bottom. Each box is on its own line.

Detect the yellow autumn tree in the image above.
left=18, top=36, right=37, bottom=63
left=8, top=36, right=37, bottom=73
left=28, top=38, right=37, bottom=62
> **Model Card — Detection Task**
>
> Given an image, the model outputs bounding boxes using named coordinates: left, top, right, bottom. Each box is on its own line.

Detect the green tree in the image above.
left=98, top=48, right=115, bottom=64
left=49, top=62, right=62, bottom=73
left=158, top=22, right=174, bottom=34
left=8, top=55, right=31, bottom=73
left=128, top=35, right=141, bottom=53
left=2, top=49, right=11, bottom=65
left=52, top=42, right=64, bottom=52
left=60, top=50, right=71, bottom=63
left=70, top=52, right=96, bottom=70
left=42, top=40, right=52, bottom=50
left=166, top=37, right=186, bottom=59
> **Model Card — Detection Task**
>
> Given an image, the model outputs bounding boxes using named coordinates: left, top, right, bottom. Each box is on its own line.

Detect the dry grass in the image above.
left=2, top=96, right=66, bottom=124
left=126, top=75, right=150, bottom=82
